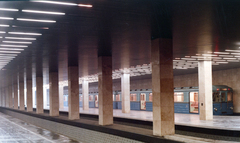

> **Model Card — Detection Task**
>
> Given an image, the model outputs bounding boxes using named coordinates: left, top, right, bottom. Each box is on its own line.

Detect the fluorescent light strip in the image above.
left=5, top=37, right=36, bottom=40
left=8, top=32, right=42, bottom=35
left=0, top=51, right=20, bottom=53
left=202, top=54, right=218, bottom=56
left=3, top=41, right=32, bottom=44
left=0, top=37, right=2, bottom=38
left=225, top=49, right=240, bottom=52
left=223, top=58, right=236, bottom=60
left=17, top=18, right=56, bottom=23
left=219, top=55, right=233, bottom=57
left=216, top=62, right=228, bottom=64
left=227, top=60, right=239, bottom=62
left=0, top=48, right=24, bottom=51
left=214, top=52, right=229, bottom=54
left=0, top=45, right=27, bottom=48
left=0, top=24, right=9, bottom=27
left=78, top=4, right=93, bottom=7
left=22, top=10, right=65, bottom=15
left=33, top=1, right=77, bottom=6
left=0, top=31, right=5, bottom=33
left=0, top=8, right=18, bottom=11
left=0, top=17, right=13, bottom=20
left=231, top=53, right=240, bottom=55
left=213, top=60, right=226, bottom=62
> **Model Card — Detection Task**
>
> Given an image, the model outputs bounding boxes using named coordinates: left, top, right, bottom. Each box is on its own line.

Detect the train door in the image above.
left=220, top=91, right=227, bottom=114
left=140, top=93, right=146, bottom=110
left=95, top=95, right=98, bottom=108
left=189, top=92, right=199, bottom=113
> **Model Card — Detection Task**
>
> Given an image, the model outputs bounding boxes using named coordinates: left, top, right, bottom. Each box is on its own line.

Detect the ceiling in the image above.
left=0, top=0, right=240, bottom=85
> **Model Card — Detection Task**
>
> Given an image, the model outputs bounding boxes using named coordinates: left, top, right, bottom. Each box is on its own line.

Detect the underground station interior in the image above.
left=0, top=0, right=240, bottom=142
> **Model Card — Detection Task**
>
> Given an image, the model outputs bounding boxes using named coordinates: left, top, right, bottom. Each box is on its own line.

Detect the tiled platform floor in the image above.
left=0, top=112, right=79, bottom=143
left=58, top=107, right=240, bottom=131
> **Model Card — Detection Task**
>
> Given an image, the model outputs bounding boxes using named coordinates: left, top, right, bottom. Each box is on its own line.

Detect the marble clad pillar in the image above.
left=98, top=56, right=113, bottom=125
left=8, top=85, right=12, bottom=108
left=198, top=61, right=213, bottom=120
left=19, top=82, right=24, bottom=110
left=82, top=79, right=89, bottom=110
left=151, top=38, right=175, bottom=136
left=68, top=66, right=79, bottom=120
left=36, top=77, right=43, bottom=114
left=49, top=72, right=59, bottom=116
left=14, top=84, right=18, bottom=109
left=27, top=80, right=33, bottom=112
left=59, top=83, right=64, bottom=110
left=121, top=71, right=130, bottom=113
left=5, top=86, right=9, bottom=108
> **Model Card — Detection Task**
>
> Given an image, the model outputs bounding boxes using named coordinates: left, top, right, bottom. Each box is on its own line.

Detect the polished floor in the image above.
left=58, top=107, right=240, bottom=131
left=0, top=112, right=79, bottom=143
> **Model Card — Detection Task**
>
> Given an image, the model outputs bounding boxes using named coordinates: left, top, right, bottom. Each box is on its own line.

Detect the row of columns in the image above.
left=0, top=38, right=213, bottom=136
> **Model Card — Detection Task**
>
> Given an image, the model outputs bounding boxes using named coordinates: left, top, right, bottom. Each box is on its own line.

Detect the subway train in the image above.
left=63, top=85, right=234, bottom=115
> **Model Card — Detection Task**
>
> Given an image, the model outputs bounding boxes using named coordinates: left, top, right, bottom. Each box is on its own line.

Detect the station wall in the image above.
left=87, top=68, right=240, bottom=113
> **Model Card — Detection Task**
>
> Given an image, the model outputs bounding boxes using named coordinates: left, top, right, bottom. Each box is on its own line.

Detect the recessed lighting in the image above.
left=0, top=8, right=18, bottom=11
left=8, top=32, right=42, bottom=36
left=78, top=4, right=93, bottom=7
left=3, top=41, right=32, bottom=44
left=0, top=24, right=9, bottom=27
left=202, top=54, right=218, bottom=56
left=0, top=37, right=2, bottom=38
left=22, top=10, right=65, bottom=15
left=234, top=56, right=240, bottom=58
left=214, top=52, right=229, bottom=54
left=216, top=62, right=228, bottom=64
left=231, top=53, right=240, bottom=55
left=0, top=44, right=28, bottom=48
left=0, top=48, right=24, bottom=51
left=17, top=18, right=56, bottom=23
left=0, top=51, right=21, bottom=53
left=0, top=17, right=14, bottom=20
left=223, top=58, right=236, bottom=60
left=33, top=1, right=77, bottom=6
left=181, top=58, right=196, bottom=60
left=219, top=55, right=233, bottom=57
left=0, top=31, right=6, bottom=33
left=225, top=49, right=240, bottom=52
left=227, top=60, right=239, bottom=62
left=213, top=60, right=226, bottom=62
left=5, top=37, right=36, bottom=40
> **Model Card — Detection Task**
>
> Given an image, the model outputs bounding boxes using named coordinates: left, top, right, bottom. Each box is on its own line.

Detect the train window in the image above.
left=174, top=92, right=184, bottom=102
left=221, top=92, right=227, bottom=102
left=213, top=92, right=220, bottom=102
left=189, top=92, right=198, bottom=113
left=89, top=95, right=93, bottom=101
left=113, top=94, right=114, bottom=101
left=140, top=93, right=146, bottom=101
left=80, top=95, right=82, bottom=101
left=116, top=94, right=121, bottom=101
left=227, top=92, right=233, bottom=102
left=130, top=94, right=137, bottom=101
left=149, top=93, right=152, bottom=101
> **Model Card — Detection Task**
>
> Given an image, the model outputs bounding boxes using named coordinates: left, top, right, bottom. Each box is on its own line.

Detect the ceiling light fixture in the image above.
left=33, top=1, right=77, bottom=6
left=17, top=18, right=56, bottom=23
left=8, top=32, right=42, bottom=36
left=214, top=52, right=230, bottom=54
left=3, top=41, right=32, bottom=44
left=0, top=17, right=14, bottom=20
left=0, top=51, right=21, bottom=53
left=0, top=48, right=24, bottom=51
left=225, top=49, right=240, bottom=52
left=0, top=31, right=6, bottom=33
left=0, top=44, right=28, bottom=48
left=216, top=62, right=228, bottom=64
left=0, top=24, right=9, bottom=27
left=22, top=10, right=65, bottom=15
left=78, top=4, right=93, bottom=7
left=0, top=8, right=18, bottom=11
left=219, top=55, right=233, bottom=57
left=5, top=37, right=36, bottom=40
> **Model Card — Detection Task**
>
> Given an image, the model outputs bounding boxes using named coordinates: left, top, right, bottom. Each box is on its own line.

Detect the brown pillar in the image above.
left=36, top=77, right=43, bottom=114
left=98, top=56, right=113, bottom=125
left=27, top=80, right=33, bottom=112
left=8, top=85, right=13, bottom=108
left=14, top=84, right=18, bottom=109
left=19, top=82, right=24, bottom=110
left=151, top=38, right=175, bottom=136
left=49, top=72, right=59, bottom=116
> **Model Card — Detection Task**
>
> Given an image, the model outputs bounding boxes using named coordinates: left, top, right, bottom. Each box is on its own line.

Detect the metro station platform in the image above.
left=58, top=107, right=240, bottom=132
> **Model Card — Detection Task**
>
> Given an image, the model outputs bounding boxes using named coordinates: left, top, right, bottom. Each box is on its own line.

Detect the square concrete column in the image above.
left=5, top=87, right=9, bottom=108
left=36, top=77, right=43, bottom=114
left=14, top=84, right=18, bottom=109
left=98, top=56, right=113, bottom=125
left=121, top=72, right=130, bottom=113
left=27, top=80, right=33, bottom=112
left=8, top=85, right=12, bottom=108
left=68, top=66, right=79, bottom=120
left=198, top=61, right=213, bottom=120
left=82, top=79, right=89, bottom=110
left=151, top=38, right=175, bottom=136
left=59, top=83, right=64, bottom=110
left=19, top=82, right=24, bottom=110
left=49, top=72, right=59, bottom=116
